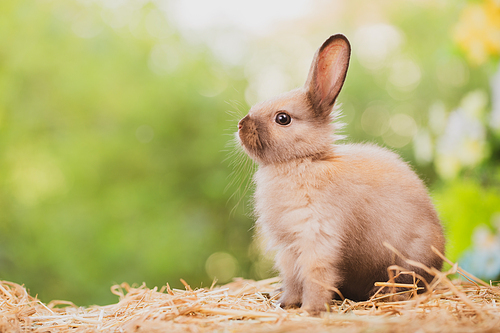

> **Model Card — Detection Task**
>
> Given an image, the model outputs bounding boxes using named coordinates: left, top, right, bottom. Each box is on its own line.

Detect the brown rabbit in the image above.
left=237, top=34, right=445, bottom=314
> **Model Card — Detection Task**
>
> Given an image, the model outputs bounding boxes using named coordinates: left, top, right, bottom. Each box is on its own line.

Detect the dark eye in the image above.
left=275, top=112, right=291, bottom=126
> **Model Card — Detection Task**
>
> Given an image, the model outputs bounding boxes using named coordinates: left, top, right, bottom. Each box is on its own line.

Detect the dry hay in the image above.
left=1, top=252, right=500, bottom=333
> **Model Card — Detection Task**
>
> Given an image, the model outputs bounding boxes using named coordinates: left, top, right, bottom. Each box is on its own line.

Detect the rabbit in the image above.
left=236, top=34, right=445, bottom=315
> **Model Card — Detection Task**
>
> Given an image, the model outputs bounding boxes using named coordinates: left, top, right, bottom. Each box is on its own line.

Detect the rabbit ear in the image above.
left=305, top=34, right=351, bottom=118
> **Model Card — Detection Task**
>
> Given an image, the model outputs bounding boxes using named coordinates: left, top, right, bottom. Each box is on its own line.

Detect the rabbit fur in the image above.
left=237, top=34, right=445, bottom=315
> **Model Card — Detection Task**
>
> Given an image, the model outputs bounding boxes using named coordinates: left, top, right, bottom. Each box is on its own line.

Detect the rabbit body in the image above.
left=254, top=142, right=444, bottom=311
left=237, top=35, right=445, bottom=314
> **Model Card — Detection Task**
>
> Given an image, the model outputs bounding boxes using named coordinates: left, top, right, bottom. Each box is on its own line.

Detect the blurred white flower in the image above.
left=428, top=101, right=448, bottom=136
left=413, top=129, right=433, bottom=165
left=460, top=224, right=500, bottom=280
left=490, top=66, right=500, bottom=131
left=435, top=90, right=488, bottom=179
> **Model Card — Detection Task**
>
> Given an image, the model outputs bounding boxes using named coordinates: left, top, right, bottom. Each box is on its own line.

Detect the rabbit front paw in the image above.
left=277, top=289, right=302, bottom=309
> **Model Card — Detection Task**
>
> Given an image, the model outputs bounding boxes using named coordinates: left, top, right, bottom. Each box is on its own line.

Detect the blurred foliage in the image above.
left=433, top=178, right=500, bottom=262
left=454, top=0, right=500, bottom=65
left=0, top=0, right=253, bottom=305
left=0, top=0, right=499, bottom=306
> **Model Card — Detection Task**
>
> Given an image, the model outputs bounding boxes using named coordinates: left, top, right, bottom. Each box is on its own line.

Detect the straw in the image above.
left=1, top=253, right=499, bottom=333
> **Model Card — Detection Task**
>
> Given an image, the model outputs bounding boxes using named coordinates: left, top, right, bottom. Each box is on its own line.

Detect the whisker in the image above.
left=222, top=108, right=256, bottom=217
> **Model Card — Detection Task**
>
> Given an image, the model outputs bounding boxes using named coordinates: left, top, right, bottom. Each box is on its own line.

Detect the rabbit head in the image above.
left=238, top=34, right=351, bottom=165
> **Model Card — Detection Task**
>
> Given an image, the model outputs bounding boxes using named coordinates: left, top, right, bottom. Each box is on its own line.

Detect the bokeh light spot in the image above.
left=390, top=113, right=417, bottom=137
left=354, top=24, right=404, bottom=71
left=148, top=43, right=180, bottom=75
left=436, top=57, right=469, bottom=88
left=382, top=131, right=412, bottom=148
left=136, top=125, right=154, bottom=143
left=145, top=8, right=172, bottom=39
left=389, top=58, right=421, bottom=91
left=205, top=252, right=238, bottom=283
left=72, top=10, right=104, bottom=38
left=361, top=104, right=390, bottom=137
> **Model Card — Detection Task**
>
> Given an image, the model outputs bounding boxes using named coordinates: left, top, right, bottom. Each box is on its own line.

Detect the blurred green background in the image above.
left=1, top=0, right=499, bottom=305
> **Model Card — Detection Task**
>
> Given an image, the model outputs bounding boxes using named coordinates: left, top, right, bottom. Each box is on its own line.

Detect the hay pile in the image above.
left=1, top=260, right=500, bottom=332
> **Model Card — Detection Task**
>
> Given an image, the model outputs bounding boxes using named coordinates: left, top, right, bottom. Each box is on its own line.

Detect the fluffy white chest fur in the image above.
left=254, top=152, right=344, bottom=267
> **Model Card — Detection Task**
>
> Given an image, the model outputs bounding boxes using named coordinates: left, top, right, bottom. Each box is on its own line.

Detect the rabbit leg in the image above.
left=276, top=249, right=303, bottom=308
left=301, top=265, right=336, bottom=315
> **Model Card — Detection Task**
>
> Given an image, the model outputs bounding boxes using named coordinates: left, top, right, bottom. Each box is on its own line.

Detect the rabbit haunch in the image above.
left=237, top=34, right=445, bottom=314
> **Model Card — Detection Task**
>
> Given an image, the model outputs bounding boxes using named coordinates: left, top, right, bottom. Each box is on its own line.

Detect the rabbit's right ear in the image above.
left=305, top=34, right=351, bottom=118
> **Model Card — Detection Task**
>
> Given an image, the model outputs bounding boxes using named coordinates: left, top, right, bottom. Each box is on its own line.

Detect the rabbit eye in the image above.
left=275, top=112, right=291, bottom=126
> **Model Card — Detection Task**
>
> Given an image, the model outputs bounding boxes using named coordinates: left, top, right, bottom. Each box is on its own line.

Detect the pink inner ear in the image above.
left=316, top=41, right=349, bottom=105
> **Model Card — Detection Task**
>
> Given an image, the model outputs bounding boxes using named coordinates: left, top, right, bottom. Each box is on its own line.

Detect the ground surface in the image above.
left=1, top=266, right=500, bottom=333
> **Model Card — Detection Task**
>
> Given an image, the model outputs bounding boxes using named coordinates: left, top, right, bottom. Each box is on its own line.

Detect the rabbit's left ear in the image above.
left=305, top=34, right=351, bottom=118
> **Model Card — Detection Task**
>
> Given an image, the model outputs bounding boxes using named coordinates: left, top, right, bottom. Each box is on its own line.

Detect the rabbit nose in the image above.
left=238, top=116, right=247, bottom=130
